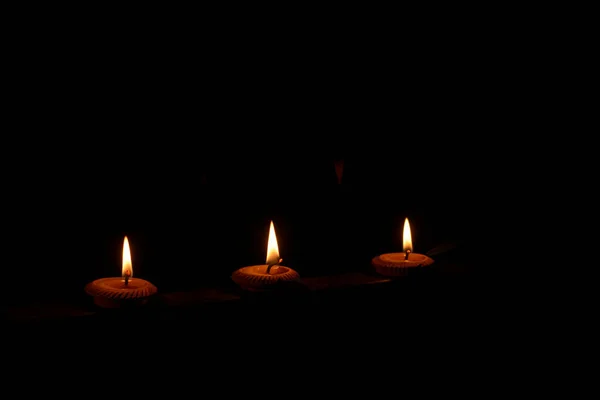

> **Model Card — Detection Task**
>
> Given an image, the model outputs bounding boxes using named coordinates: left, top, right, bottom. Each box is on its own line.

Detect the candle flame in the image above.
left=403, top=218, right=413, bottom=253
left=266, top=220, right=280, bottom=265
left=122, top=236, right=133, bottom=278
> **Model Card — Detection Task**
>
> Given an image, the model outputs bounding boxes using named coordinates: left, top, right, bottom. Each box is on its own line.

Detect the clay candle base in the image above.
left=371, top=252, right=434, bottom=277
left=85, top=277, right=158, bottom=308
left=231, top=265, right=300, bottom=291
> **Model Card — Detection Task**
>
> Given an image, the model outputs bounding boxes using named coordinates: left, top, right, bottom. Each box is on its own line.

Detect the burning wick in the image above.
left=124, top=270, right=131, bottom=286
left=404, top=250, right=411, bottom=261
left=266, top=258, right=283, bottom=274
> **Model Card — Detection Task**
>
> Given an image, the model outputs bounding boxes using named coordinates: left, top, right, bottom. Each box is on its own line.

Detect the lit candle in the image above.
left=85, top=236, right=158, bottom=308
left=231, top=220, right=300, bottom=291
left=371, top=217, right=434, bottom=277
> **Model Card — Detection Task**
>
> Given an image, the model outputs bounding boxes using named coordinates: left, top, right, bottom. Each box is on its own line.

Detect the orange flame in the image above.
left=266, top=221, right=280, bottom=265
left=122, top=236, right=133, bottom=278
left=403, top=218, right=413, bottom=253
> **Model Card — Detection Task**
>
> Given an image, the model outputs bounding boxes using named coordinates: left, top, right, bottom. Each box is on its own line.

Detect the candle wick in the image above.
left=266, top=258, right=283, bottom=274
left=404, top=250, right=411, bottom=261
left=124, top=270, right=131, bottom=286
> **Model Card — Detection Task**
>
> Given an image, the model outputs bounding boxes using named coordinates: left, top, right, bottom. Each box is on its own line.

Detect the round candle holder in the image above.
left=371, top=252, right=434, bottom=277
left=231, top=265, right=300, bottom=291
left=85, top=277, right=158, bottom=308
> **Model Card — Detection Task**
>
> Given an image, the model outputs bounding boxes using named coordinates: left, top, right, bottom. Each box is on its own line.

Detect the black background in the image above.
left=0, top=9, right=513, bottom=307
left=3, top=148, right=484, bottom=302
left=1, top=10, right=558, bottom=389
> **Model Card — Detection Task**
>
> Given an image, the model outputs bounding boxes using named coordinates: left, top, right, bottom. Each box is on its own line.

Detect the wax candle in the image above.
left=85, top=236, right=158, bottom=308
left=371, top=217, right=434, bottom=277
left=231, top=220, right=300, bottom=291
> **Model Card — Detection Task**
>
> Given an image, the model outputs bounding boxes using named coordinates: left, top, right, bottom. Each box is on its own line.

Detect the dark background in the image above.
left=1, top=8, right=577, bottom=395
left=3, top=147, right=485, bottom=305
left=1, top=10, right=555, bottom=387
left=0, top=10, right=513, bottom=308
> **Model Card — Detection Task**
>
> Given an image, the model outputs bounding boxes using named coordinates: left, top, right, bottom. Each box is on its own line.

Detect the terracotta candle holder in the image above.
left=372, top=217, right=434, bottom=277
left=85, top=236, right=158, bottom=308
left=231, top=220, right=300, bottom=291
left=231, top=264, right=300, bottom=291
